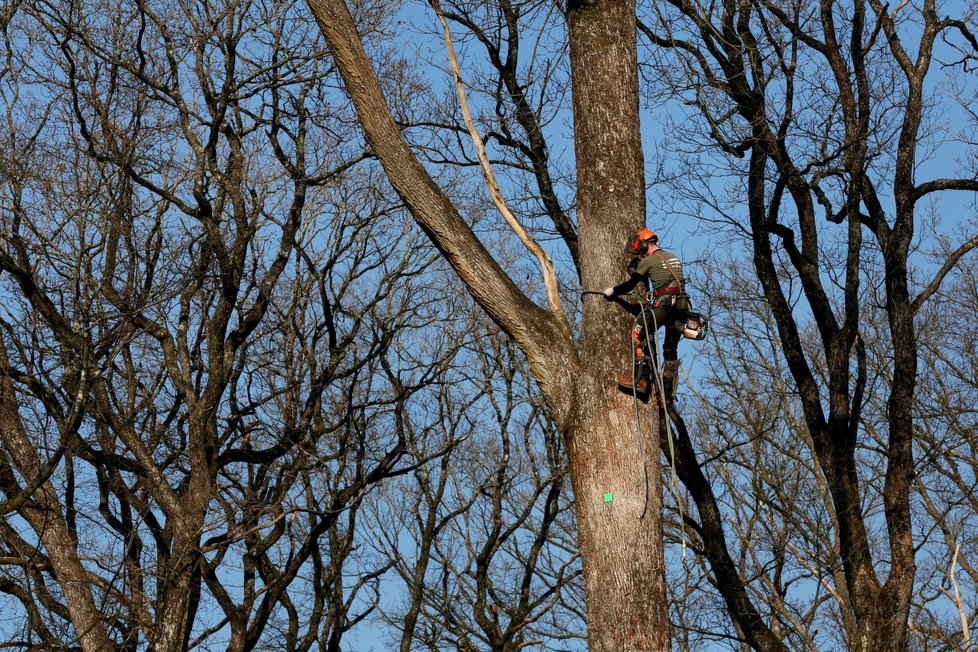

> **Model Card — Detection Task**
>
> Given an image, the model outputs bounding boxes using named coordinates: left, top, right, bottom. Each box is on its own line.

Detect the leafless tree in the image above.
left=371, top=321, right=584, bottom=652
left=305, top=0, right=675, bottom=644
left=663, top=249, right=978, bottom=650
left=632, top=0, right=978, bottom=645
left=0, top=0, right=591, bottom=649
left=0, top=0, right=485, bottom=649
left=6, top=0, right=975, bottom=648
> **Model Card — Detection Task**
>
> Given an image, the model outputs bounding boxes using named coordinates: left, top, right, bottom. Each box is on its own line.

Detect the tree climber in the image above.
left=603, top=228, right=688, bottom=399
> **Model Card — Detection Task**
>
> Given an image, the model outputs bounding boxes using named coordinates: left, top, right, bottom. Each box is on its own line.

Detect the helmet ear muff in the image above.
left=626, top=229, right=659, bottom=254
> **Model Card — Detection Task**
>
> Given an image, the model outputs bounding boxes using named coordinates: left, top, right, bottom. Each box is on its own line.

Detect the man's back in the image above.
left=636, top=248, right=683, bottom=290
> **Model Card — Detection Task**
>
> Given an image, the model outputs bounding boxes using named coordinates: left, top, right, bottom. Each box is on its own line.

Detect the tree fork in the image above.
left=306, top=0, right=671, bottom=647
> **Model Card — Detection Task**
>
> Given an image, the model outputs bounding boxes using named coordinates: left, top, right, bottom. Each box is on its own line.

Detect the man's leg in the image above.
left=618, top=319, right=653, bottom=394
left=660, top=317, right=681, bottom=401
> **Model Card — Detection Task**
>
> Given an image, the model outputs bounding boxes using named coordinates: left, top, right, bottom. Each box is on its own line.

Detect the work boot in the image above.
left=618, top=371, right=650, bottom=395
left=662, top=360, right=680, bottom=401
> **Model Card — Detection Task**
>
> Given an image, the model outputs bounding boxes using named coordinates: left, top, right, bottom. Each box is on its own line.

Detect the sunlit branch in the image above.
left=431, top=0, right=565, bottom=320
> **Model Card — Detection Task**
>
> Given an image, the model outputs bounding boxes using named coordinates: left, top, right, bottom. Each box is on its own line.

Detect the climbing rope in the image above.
left=627, top=315, right=651, bottom=520
left=635, top=296, right=688, bottom=561
left=583, top=287, right=689, bottom=560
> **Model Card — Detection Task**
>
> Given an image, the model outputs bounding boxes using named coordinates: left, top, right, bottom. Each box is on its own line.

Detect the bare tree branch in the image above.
left=431, top=0, right=566, bottom=320
left=912, top=233, right=978, bottom=312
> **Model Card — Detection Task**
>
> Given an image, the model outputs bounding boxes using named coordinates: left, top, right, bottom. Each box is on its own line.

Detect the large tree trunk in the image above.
left=568, top=0, right=670, bottom=649
left=566, top=371, right=670, bottom=651
left=305, top=0, right=670, bottom=648
left=149, top=405, right=216, bottom=650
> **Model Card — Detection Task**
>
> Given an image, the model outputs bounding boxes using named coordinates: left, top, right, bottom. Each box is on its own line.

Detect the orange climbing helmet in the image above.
left=626, top=228, right=658, bottom=254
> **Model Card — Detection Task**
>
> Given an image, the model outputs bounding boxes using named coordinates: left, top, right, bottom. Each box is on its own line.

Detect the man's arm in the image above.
left=602, top=263, right=645, bottom=315
left=607, top=272, right=645, bottom=297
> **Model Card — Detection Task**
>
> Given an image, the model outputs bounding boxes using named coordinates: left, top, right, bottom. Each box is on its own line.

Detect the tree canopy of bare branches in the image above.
left=3, top=0, right=978, bottom=648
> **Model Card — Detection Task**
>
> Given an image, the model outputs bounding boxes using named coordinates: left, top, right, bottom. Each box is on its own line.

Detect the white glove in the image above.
left=603, top=287, right=616, bottom=298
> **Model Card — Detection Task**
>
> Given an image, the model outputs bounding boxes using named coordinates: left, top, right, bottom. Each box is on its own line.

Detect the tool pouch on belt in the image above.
left=648, top=293, right=690, bottom=312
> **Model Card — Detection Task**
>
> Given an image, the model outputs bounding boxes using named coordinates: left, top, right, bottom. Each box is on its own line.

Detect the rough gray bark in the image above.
left=567, top=0, right=670, bottom=647
left=0, top=339, right=114, bottom=652
left=306, top=0, right=670, bottom=647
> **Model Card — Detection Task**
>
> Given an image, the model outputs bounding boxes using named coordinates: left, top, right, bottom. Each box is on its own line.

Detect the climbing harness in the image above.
left=652, top=285, right=682, bottom=297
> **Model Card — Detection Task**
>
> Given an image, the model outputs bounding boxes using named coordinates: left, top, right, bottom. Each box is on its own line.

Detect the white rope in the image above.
left=638, top=297, right=687, bottom=562
left=629, top=308, right=651, bottom=520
